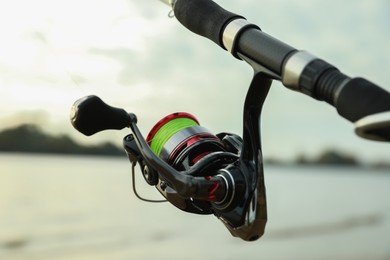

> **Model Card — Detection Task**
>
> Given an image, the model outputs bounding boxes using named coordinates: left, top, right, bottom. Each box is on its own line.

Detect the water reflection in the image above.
left=1, top=153, right=390, bottom=260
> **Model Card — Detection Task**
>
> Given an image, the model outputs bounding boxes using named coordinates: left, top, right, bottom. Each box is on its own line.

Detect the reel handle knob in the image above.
left=70, top=95, right=132, bottom=136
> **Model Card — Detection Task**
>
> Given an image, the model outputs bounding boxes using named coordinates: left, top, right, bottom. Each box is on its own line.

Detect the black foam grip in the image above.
left=71, top=95, right=130, bottom=136
left=335, top=78, right=390, bottom=122
left=174, top=0, right=244, bottom=47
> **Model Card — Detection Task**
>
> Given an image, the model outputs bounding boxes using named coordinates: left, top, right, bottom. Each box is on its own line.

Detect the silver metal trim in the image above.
left=159, top=125, right=212, bottom=161
left=222, top=18, right=251, bottom=54
left=214, top=173, right=229, bottom=206
left=213, top=169, right=235, bottom=210
left=354, top=111, right=390, bottom=141
left=282, top=51, right=317, bottom=90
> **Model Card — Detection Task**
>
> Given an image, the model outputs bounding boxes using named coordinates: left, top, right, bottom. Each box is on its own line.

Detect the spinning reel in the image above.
left=70, top=73, right=270, bottom=242
left=136, top=112, right=242, bottom=209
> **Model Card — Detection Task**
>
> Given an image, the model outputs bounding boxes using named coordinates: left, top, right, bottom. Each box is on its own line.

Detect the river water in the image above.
left=1, top=153, right=389, bottom=260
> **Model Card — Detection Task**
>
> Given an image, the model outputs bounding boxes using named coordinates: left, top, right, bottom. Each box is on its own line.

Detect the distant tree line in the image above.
left=0, top=124, right=388, bottom=168
left=0, top=124, right=123, bottom=156
left=295, top=150, right=359, bottom=166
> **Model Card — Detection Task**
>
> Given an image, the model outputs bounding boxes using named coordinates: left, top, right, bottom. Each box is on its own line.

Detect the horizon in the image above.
left=1, top=123, right=389, bottom=167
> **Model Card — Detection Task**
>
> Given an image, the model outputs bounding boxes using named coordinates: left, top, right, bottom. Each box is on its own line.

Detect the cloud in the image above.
left=0, top=110, right=50, bottom=129
left=0, top=0, right=389, bottom=161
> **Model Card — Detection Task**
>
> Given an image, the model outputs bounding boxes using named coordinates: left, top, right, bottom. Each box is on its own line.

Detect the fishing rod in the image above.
left=70, top=0, right=390, bottom=242
left=160, top=0, right=390, bottom=140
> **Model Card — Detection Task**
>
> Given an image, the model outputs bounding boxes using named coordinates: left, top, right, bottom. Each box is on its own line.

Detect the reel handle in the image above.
left=70, top=95, right=133, bottom=136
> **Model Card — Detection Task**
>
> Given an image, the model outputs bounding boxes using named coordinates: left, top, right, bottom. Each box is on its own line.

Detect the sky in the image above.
left=0, top=0, right=389, bottom=163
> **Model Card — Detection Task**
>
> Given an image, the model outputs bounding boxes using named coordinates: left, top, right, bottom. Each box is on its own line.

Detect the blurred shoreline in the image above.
left=0, top=124, right=389, bottom=170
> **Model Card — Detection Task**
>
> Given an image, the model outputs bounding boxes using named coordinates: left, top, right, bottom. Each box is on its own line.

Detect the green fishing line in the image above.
left=150, top=117, right=198, bottom=156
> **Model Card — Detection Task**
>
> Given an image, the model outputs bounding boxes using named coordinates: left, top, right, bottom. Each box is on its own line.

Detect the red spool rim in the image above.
left=146, top=112, right=200, bottom=144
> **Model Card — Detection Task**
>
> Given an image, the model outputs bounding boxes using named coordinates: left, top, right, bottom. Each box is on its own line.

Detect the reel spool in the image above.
left=146, top=112, right=227, bottom=171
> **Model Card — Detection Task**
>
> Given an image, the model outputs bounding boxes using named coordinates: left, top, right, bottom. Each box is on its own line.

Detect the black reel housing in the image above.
left=71, top=71, right=272, bottom=242
left=123, top=120, right=243, bottom=215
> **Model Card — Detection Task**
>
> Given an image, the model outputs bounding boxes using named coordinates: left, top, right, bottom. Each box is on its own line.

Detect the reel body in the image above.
left=124, top=112, right=243, bottom=215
